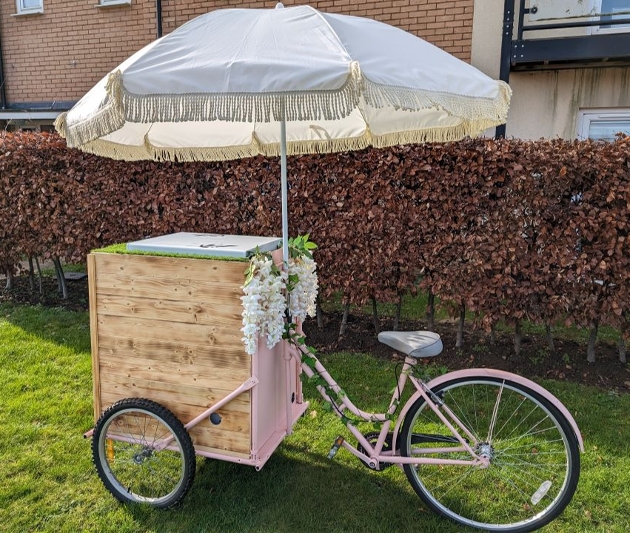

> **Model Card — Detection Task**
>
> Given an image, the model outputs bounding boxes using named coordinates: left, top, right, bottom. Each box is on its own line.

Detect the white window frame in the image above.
left=15, top=0, right=43, bottom=15
left=577, top=108, right=630, bottom=140
left=98, top=0, right=131, bottom=7
left=592, top=0, right=630, bottom=35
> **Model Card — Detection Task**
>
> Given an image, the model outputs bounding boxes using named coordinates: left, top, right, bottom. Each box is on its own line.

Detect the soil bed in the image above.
left=304, top=311, right=630, bottom=393
left=2, top=274, right=629, bottom=392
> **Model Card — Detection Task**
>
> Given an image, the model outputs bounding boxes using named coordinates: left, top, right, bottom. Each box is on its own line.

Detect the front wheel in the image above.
left=92, top=398, right=196, bottom=508
left=400, top=377, right=580, bottom=532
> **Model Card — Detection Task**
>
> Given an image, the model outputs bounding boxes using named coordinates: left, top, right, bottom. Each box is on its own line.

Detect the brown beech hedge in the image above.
left=1, top=131, right=629, bottom=339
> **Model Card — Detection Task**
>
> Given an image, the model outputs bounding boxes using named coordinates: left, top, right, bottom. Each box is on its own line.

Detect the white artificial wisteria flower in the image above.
left=241, top=236, right=319, bottom=356
left=288, top=255, right=318, bottom=322
left=241, top=254, right=287, bottom=356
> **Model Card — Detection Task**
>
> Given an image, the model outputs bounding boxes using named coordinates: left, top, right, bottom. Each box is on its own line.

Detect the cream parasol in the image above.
left=56, top=3, right=511, bottom=263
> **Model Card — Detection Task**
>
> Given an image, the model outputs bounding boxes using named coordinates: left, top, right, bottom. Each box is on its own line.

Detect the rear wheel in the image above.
left=400, top=377, right=580, bottom=532
left=92, top=398, right=196, bottom=508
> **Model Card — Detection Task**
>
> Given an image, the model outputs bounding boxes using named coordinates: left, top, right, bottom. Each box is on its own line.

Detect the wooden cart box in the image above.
left=87, top=249, right=306, bottom=466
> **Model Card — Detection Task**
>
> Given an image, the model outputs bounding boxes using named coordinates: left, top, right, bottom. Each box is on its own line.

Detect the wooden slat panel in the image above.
left=103, top=391, right=251, bottom=438
left=97, top=335, right=249, bottom=373
left=93, top=253, right=247, bottom=285
left=96, top=294, right=242, bottom=325
left=193, top=445, right=250, bottom=459
left=189, top=425, right=250, bottom=455
left=177, top=404, right=250, bottom=434
left=97, top=314, right=244, bottom=355
left=99, top=354, right=248, bottom=391
left=95, top=275, right=244, bottom=303
left=99, top=373, right=251, bottom=414
left=99, top=395, right=251, bottom=429
left=96, top=314, right=241, bottom=344
left=101, top=411, right=167, bottom=442
left=97, top=316, right=249, bottom=372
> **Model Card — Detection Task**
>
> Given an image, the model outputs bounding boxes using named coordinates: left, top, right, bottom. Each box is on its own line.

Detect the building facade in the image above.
left=472, top=0, right=630, bottom=140
left=2, top=0, right=629, bottom=140
left=0, top=0, right=474, bottom=130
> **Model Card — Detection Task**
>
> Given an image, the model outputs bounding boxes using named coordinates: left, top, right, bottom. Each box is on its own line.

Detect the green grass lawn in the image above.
left=1, top=302, right=629, bottom=533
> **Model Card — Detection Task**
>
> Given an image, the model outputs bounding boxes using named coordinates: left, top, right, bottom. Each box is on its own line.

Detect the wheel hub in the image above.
left=476, top=442, right=494, bottom=467
left=133, top=448, right=153, bottom=464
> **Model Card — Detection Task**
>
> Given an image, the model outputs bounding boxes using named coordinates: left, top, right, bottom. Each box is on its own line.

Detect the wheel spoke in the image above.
left=441, top=389, right=483, bottom=444
left=417, top=464, right=477, bottom=498
left=486, top=381, right=504, bottom=442
left=497, top=406, right=549, bottom=445
left=497, top=425, right=563, bottom=450
left=493, top=395, right=528, bottom=440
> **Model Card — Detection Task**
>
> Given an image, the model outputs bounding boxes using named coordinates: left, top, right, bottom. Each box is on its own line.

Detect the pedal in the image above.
left=327, top=436, right=345, bottom=459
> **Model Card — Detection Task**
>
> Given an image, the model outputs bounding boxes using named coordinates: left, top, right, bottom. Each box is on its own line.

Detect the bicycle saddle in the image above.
left=377, top=331, right=442, bottom=358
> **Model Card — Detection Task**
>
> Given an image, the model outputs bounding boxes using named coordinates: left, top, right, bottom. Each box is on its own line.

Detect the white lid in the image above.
left=126, top=232, right=281, bottom=258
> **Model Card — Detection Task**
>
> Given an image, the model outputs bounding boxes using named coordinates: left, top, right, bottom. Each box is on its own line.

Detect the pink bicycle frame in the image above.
left=287, top=340, right=584, bottom=471
left=287, top=342, right=482, bottom=470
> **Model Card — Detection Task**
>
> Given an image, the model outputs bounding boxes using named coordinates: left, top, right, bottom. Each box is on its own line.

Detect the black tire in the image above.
left=92, top=398, right=196, bottom=508
left=400, top=376, right=580, bottom=532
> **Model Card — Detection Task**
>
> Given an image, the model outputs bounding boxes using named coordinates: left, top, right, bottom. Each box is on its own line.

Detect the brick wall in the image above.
left=0, top=0, right=156, bottom=103
left=1, top=0, right=473, bottom=105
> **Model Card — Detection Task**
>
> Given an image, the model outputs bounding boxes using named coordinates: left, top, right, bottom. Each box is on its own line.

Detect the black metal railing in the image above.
left=506, top=1, right=630, bottom=68
left=516, top=1, right=630, bottom=38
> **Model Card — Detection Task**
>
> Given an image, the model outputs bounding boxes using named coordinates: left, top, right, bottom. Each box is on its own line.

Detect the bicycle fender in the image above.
left=392, top=368, right=584, bottom=453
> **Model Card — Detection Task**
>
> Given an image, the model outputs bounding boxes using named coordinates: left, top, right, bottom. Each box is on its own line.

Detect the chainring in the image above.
left=356, top=431, right=393, bottom=471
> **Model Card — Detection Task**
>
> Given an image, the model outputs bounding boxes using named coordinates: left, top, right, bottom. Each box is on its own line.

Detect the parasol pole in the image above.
left=280, top=115, right=294, bottom=435
left=278, top=1, right=289, bottom=267
left=280, top=117, right=289, bottom=266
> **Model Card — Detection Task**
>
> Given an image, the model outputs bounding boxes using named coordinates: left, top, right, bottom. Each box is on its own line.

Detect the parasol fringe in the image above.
left=57, top=63, right=511, bottom=152
left=119, top=70, right=361, bottom=124
left=57, top=67, right=362, bottom=148
left=54, top=113, right=68, bottom=138
left=71, top=120, right=502, bottom=163
left=362, top=77, right=511, bottom=125
left=55, top=87, right=127, bottom=150
left=76, top=138, right=262, bottom=162
left=55, top=72, right=128, bottom=149
left=371, top=123, right=489, bottom=147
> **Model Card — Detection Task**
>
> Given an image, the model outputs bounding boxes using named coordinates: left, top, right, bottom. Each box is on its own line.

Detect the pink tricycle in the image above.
left=85, top=235, right=582, bottom=533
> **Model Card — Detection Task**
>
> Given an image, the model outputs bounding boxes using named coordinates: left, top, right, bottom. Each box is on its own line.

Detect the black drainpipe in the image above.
left=0, top=30, right=7, bottom=109
left=496, top=0, right=514, bottom=139
left=156, top=0, right=163, bottom=38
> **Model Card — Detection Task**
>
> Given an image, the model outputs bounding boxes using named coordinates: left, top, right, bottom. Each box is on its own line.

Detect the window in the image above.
left=526, top=1, right=630, bottom=36
left=98, top=0, right=131, bottom=6
left=16, top=0, right=43, bottom=15
left=577, top=109, right=630, bottom=140
left=594, top=0, right=630, bottom=33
